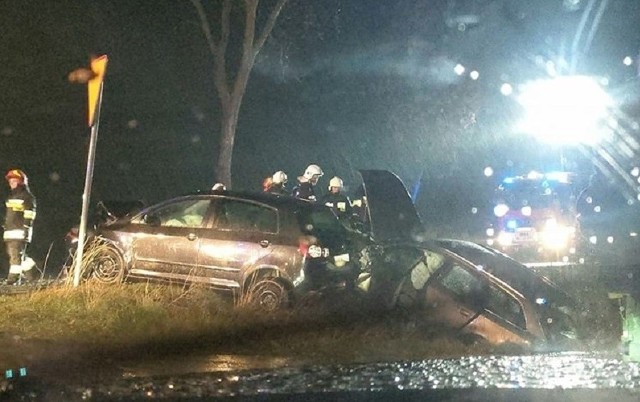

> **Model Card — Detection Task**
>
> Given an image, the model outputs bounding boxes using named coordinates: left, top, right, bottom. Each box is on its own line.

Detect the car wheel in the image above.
left=89, top=246, right=125, bottom=284
left=246, top=278, right=289, bottom=311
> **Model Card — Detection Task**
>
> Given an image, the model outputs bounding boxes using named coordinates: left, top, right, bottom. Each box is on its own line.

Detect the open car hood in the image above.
left=358, top=170, right=425, bottom=243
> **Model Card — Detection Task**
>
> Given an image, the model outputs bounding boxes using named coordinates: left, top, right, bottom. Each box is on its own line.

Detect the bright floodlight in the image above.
left=516, top=76, right=612, bottom=145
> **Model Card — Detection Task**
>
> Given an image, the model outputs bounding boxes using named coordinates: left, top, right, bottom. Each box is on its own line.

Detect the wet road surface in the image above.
left=6, top=352, right=640, bottom=401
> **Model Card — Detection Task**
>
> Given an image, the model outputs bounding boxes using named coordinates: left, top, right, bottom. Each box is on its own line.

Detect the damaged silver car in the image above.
left=81, top=190, right=355, bottom=310
left=356, top=170, right=582, bottom=350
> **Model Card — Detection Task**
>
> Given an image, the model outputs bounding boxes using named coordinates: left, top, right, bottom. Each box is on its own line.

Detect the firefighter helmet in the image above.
left=5, top=169, right=26, bottom=184
left=328, top=176, right=343, bottom=190
left=272, top=171, right=288, bottom=185
left=303, top=164, right=323, bottom=180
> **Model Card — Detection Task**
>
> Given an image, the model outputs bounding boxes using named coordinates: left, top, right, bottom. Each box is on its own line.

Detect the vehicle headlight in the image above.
left=497, top=231, right=514, bottom=246
left=540, top=222, right=575, bottom=250
left=494, top=203, right=509, bottom=217
left=521, top=206, right=532, bottom=216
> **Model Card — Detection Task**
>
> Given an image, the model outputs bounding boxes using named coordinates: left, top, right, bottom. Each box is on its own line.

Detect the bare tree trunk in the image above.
left=217, top=100, right=240, bottom=185
left=190, top=0, right=288, bottom=188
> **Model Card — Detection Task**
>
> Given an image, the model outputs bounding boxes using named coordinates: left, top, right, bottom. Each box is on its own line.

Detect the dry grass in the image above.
left=0, top=282, right=491, bottom=370
left=0, top=267, right=622, bottom=372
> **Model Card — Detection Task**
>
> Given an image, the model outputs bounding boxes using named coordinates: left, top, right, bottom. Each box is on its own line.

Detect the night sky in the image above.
left=1, top=0, right=639, bottom=268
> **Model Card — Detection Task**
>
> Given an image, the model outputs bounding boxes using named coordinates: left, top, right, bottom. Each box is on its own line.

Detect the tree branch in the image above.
left=232, top=0, right=259, bottom=99
left=190, top=0, right=231, bottom=102
left=254, top=0, right=288, bottom=55
left=189, top=0, right=218, bottom=57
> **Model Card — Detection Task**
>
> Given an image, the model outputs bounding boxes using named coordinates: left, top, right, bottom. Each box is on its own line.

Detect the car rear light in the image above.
left=308, top=245, right=326, bottom=258
left=298, top=241, right=329, bottom=258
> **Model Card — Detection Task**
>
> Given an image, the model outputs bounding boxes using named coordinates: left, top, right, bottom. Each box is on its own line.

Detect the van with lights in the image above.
left=485, top=171, right=578, bottom=262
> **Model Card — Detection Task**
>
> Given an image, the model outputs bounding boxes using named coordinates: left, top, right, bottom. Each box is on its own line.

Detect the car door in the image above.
left=424, top=253, right=533, bottom=346
left=127, top=196, right=212, bottom=282
left=196, top=197, right=282, bottom=290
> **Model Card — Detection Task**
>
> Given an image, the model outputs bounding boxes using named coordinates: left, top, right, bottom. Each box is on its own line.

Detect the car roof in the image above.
left=431, top=238, right=574, bottom=303
left=188, top=189, right=318, bottom=209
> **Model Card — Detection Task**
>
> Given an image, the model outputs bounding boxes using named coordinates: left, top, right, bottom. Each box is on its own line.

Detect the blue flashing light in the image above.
left=19, top=367, right=27, bottom=376
left=503, top=177, right=515, bottom=184
left=5, top=369, right=12, bottom=379
left=506, top=219, right=518, bottom=230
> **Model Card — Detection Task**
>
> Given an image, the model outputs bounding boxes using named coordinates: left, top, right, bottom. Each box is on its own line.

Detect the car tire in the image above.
left=246, top=278, right=289, bottom=311
left=89, top=246, right=126, bottom=284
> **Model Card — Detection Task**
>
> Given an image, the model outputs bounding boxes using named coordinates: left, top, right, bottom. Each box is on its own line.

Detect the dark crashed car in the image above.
left=81, top=190, right=354, bottom=310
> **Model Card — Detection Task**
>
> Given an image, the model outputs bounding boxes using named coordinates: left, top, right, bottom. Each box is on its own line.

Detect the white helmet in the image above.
left=272, top=170, right=288, bottom=184
left=212, top=183, right=226, bottom=191
left=303, top=164, right=324, bottom=180
left=328, top=176, right=343, bottom=190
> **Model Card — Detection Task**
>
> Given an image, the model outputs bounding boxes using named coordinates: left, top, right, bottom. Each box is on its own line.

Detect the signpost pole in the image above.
left=71, top=55, right=108, bottom=287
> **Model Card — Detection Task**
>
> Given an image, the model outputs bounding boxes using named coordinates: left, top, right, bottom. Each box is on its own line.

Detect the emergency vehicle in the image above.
left=485, top=171, right=579, bottom=262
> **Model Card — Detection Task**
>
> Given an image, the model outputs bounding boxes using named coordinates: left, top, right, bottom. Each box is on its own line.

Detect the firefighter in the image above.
left=321, top=176, right=352, bottom=221
left=262, top=176, right=273, bottom=192
left=292, top=164, right=323, bottom=201
left=350, top=185, right=371, bottom=234
left=3, top=169, right=37, bottom=284
left=266, top=171, right=288, bottom=195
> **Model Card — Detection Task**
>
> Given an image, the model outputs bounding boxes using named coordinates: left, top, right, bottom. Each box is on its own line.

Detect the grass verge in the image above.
left=0, top=276, right=622, bottom=373
left=0, top=282, right=492, bottom=369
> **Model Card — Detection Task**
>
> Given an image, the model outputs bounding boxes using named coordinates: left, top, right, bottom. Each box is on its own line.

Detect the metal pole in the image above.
left=73, top=82, right=103, bottom=287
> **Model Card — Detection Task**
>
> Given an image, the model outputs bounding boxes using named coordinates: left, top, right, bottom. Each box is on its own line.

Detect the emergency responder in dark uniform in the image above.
left=350, top=185, right=371, bottom=234
left=266, top=171, right=288, bottom=195
left=292, top=164, right=323, bottom=201
left=321, top=176, right=353, bottom=221
left=3, top=169, right=37, bottom=284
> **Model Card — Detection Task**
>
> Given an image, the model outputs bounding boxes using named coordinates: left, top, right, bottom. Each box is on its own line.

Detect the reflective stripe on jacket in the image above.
left=4, top=185, right=36, bottom=242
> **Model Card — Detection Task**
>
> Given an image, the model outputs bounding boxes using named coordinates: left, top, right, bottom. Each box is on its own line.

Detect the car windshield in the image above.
left=4, top=0, right=640, bottom=399
left=296, top=205, right=348, bottom=250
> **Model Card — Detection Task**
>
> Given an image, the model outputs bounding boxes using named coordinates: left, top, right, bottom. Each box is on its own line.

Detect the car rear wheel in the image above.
left=246, top=278, right=289, bottom=311
left=89, top=246, right=125, bottom=284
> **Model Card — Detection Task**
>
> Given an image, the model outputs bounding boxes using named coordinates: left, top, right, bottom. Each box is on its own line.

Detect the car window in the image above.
left=438, top=263, right=526, bottom=329
left=214, top=199, right=278, bottom=233
left=144, top=198, right=211, bottom=228
left=296, top=206, right=347, bottom=249
left=485, top=284, right=526, bottom=329
left=438, top=264, right=484, bottom=305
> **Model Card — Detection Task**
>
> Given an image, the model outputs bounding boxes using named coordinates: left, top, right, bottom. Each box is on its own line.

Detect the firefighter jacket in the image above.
left=267, top=183, right=288, bottom=195
left=291, top=178, right=316, bottom=201
left=320, top=192, right=352, bottom=219
left=3, top=184, right=36, bottom=242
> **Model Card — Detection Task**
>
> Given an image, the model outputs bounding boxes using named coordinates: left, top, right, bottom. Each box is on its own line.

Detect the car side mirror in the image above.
left=144, top=214, right=161, bottom=226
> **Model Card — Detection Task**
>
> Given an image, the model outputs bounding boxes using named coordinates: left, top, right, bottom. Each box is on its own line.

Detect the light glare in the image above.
left=516, top=76, right=612, bottom=145
left=500, top=83, right=513, bottom=96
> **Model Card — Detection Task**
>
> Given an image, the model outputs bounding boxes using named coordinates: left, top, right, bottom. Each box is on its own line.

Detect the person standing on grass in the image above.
left=3, top=169, right=37, bottom=285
